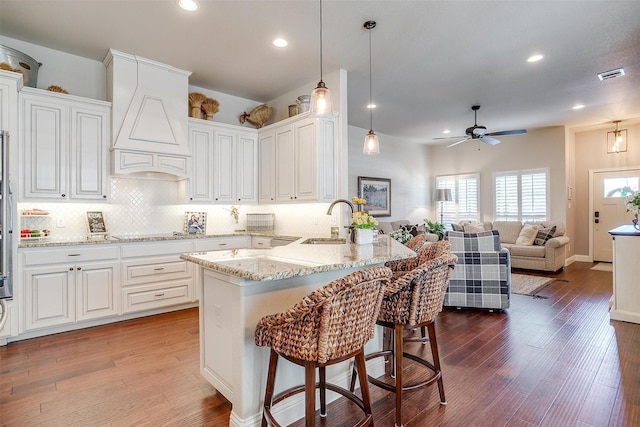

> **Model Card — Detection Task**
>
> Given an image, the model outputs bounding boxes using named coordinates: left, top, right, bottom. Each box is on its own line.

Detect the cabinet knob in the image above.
left=61, top=194, right=66, bottom=198
left=102, top=195, right=107, bottom=199
left=69, top=267, right=74, bottom=271
left=77, top=267, right=82, bottom=271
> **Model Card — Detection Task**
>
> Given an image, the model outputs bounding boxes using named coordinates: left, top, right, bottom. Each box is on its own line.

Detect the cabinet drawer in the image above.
left=22, top=246, right=119, bottom=266
left=122, top=281, right=192, bottom=313
left=120, top=241, right=193, bottom=258
left=122, top=257, right=191, bottom=286
left=193, top=236, right=249, bottom=252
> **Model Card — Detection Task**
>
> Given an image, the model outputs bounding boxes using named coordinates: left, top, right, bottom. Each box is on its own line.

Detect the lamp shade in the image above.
left=363, top=130, right=379, bottom=155
left=434, top=188, right=452, bottom=202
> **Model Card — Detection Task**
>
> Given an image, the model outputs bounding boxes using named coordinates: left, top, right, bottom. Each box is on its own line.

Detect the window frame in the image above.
left=435, top=173, right=480, bottom=225
left=494, top=168, right=549, bottom=222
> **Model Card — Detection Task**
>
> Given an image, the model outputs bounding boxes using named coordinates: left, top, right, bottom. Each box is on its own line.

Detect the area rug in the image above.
left=511, top=273, right=555, bottom=296
left=590, top=262, right=613, bottom=272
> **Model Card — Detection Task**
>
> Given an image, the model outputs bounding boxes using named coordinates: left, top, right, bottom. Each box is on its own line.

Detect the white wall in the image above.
left=1, top=36, right=106, bottom=100
left=427, top=126, right=567, bottom=224
left=348, top=125, right=431, bottom=224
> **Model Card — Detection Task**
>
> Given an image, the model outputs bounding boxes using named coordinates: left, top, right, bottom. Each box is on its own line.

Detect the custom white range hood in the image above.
left=104, top=49, right=192, bottom=177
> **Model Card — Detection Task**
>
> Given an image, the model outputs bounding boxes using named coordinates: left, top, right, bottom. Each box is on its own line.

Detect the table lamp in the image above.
left=434, top=189, right=452, bottom=225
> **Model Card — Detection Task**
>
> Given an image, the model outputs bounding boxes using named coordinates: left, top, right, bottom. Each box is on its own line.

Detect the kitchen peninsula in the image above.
left=181, top=235, right=415, bottom=427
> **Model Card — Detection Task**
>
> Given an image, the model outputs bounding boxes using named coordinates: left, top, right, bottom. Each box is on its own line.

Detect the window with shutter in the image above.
left=435, top=173, right=480, bottom=225
left=494, top=168, right=548, bottom=222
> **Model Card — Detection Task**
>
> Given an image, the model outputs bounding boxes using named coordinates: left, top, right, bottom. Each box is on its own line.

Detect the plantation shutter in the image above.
left=495, top=169, right=548, bottom=222
left=436, top=173, right=480, bottom=224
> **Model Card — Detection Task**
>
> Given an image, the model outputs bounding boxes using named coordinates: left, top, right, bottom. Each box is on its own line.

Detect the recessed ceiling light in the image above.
left=573, top=104, right=585, bottom=110
left=527, top=54, right=544, bottom=63
left=178, top=0, right=198, bottom=11
left=443, top=129, right=451, bottom=134
left=273, top=38, right=288, bottom=48
left=367, top=103, right=376, bottom=109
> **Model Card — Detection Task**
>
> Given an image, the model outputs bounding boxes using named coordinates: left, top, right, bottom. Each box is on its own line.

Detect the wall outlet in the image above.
left=56, top=217, right=66, bottom=228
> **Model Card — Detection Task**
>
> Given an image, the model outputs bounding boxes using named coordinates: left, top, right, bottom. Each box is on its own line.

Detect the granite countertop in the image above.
left=180, top=234, right=416, bottom=282
left=609, top=225, right=640, bottom=236
left=17, top=231, right=300, bottom=248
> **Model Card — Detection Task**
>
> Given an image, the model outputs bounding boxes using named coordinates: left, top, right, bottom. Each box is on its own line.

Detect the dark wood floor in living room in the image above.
left=1, top=262, right=638, bottom=426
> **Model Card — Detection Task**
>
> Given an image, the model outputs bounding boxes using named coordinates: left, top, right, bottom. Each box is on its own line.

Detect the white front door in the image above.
left=592, top=169, right=640, bottom=262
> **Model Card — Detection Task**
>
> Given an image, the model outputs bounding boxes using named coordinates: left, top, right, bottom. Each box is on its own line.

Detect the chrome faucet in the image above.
left=326, top=199, right=354, bottom=215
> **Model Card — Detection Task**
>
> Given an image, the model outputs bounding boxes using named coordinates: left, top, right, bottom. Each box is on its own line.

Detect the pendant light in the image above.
left=309, top=0, right=332, bottom=116
left=363, top=20, right=379, bottom=155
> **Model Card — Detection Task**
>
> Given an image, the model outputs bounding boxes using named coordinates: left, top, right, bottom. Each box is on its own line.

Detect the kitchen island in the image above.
left=181, top=235, right=415, bottom=427
left=609, top=225, right=640, bottom=324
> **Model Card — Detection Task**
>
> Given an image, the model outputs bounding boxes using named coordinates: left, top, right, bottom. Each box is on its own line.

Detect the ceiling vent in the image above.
left=597, top=67, right=625, bottom=81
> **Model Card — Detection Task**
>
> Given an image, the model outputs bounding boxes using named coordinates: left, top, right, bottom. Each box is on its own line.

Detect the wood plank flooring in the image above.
left=1, top=261, right=638, bottom=426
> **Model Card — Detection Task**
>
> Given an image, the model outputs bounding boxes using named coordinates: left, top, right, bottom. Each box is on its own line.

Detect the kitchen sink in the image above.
left=301, top=237, right=347, bottom=245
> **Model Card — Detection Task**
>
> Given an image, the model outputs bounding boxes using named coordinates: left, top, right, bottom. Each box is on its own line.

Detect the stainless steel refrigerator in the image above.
left=0, top=130, right=13, bottom=332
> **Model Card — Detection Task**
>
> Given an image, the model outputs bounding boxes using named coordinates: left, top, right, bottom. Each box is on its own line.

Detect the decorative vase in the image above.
left=352, top=228, right=373, bottom=245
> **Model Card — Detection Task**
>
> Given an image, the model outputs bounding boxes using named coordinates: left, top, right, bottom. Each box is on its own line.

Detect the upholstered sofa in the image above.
left=451, top=220, right=569, bottom=272
left=377, top=220, right=439, bottom=243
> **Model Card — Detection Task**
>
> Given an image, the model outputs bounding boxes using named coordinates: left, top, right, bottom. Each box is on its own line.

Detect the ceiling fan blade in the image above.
left=479, top=136, right=501, bottom=145
left=432, top=135, right=466, bottom=140
left=486, top=129, right=527, bottom=136
left=446, top=137, right=471, bottom=148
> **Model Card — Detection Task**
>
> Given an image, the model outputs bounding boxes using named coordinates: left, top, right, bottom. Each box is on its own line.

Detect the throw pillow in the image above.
left=451, top=223, right=464, bottom=232
left=463, top=221, right=485, bottom=233
left=401, top=224, right=422, bottom=237
left=515, top=224, right=538, bottom=246
left=534, top=225, right=557, bottom=245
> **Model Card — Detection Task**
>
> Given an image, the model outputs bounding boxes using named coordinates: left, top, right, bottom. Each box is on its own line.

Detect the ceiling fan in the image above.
left=434, top=105, right=527, bottom=148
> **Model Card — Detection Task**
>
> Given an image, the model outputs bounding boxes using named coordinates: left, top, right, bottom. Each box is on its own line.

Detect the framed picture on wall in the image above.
left=358, top=176, right=391, bottom=217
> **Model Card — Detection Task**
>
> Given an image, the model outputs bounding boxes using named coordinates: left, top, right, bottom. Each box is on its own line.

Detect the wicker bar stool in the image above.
left=351, top=252, right=457, bottom=427
left=255, top=266, right=392, bottom=427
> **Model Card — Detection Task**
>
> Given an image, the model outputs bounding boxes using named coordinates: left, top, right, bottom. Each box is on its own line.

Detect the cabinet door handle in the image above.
left=67, top=254, right=81, bottom=257
left=154, top=267, right=165, bottom=271
left=154, top=293, right=165, bottom=297
left=219, top=243, right=227, bottom=246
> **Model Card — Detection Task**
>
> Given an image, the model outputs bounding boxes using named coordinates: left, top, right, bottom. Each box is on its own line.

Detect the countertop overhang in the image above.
left=180, top=235, right=415, bottom=282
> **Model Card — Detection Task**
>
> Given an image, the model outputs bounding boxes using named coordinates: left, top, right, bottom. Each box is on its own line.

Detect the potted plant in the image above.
left=351, top=211, right=378, bottom=244
left=424, top=219, right=446, bottom=241
left=625, top=191, right=640, bottom=230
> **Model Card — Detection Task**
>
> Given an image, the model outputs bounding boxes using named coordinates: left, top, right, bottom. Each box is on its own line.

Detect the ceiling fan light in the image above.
left=363, top=130, right=380, bottom=155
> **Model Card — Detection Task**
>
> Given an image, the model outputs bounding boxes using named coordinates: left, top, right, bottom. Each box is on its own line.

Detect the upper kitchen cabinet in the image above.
left=187, top=119, right=258, bottom=204
left=104, top=49, right=192, bottom=178
left=260, top=114, right=336, bottom=203
left=20, top=88, right=110, bottom=201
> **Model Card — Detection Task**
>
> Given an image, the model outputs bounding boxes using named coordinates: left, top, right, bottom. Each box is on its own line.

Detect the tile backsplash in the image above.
left=18, top=177, right=346, bottom=241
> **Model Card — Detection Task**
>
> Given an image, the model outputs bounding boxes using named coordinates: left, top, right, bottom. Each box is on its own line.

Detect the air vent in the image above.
left=598, top=67, right=625, bottom=81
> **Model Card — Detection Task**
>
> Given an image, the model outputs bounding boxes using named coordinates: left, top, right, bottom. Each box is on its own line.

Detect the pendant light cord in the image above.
left=319, top=0, right=323, bottom=81
left=368, top=23, right=373, bottom=131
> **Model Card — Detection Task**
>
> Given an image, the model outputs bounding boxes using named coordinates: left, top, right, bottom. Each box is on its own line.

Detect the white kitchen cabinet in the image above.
left=258, top=130, right=276, bottom=203
left=260, top=114, right=336, bottom=203
left=20, top=88, right=110, bottom=201
left=186, top=119, right=258, bottom=204
left=187, top=121, right=215, bottom=202
left=120, top=241, right=195, bottom=314
left=22, top=246, right=119, bottom=331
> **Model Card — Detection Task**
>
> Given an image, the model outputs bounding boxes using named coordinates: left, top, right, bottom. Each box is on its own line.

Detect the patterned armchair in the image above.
left=444, top=230, right=511, bottom=310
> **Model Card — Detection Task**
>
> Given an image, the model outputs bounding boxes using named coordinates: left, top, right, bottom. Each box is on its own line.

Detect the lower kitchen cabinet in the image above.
left=24, top=260, right=119, bottom=330
left=121, top=254, right=194, bottom=313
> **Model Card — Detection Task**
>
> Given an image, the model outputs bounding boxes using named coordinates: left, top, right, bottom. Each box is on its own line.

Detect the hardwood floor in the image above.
left=1, top=261, right=638, bottom=426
